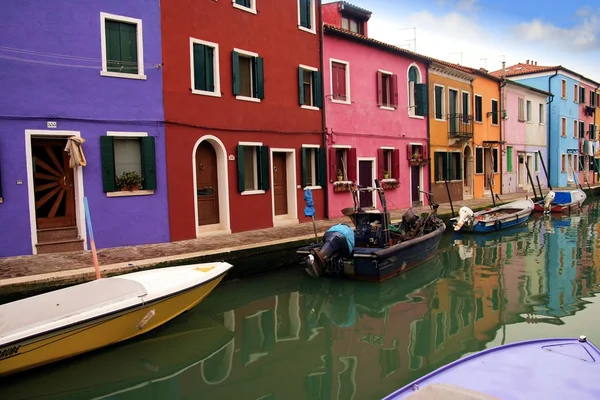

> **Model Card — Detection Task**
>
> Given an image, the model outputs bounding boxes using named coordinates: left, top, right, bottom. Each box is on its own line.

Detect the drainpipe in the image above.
left=547, top=71, right=559, bottom=187
left=318, top=1, right=329, bottom=219
left=499, top=62, right=506, bottom=194
left=426, top=61, right=432, bottom=205
left=469, top=75, right=475, bottom=191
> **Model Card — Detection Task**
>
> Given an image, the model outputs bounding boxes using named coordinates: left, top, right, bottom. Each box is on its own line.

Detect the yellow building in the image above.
left=467, top=69, right=502, bottom=198
left=428, top=61, right=476, bottom=203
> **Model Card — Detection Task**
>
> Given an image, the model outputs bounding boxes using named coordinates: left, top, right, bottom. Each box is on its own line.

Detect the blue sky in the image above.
left=324, top=0, right=600, bottom=82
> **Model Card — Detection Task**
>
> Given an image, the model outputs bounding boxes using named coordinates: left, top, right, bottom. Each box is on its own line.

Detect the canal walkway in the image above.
left=0, top=190, right=538, bottom=295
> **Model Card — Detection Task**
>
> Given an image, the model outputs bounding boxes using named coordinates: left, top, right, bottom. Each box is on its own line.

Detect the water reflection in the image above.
left=2, top=204, right=600, bottom=399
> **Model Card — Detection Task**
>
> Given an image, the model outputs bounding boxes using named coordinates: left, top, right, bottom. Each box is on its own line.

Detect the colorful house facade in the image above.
left=499, top=79, right=550, bottom=194
left=493, top=62, right=600, bottom=188
left=321, top=2, right=430, bottom=218
left=0, top=1, right=169, bottom=257
left=427, top=62, right=476, bottom=203
left=161, top=0, right=325, bottom=241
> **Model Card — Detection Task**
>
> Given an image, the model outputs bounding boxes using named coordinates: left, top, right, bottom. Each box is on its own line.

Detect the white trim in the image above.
left=201, top=338, right=235, bottom=385
left=270, top=148, right=299, bottom=226
left=189, top=37, right=221, bottom=97
left=491, top=98, right=499, bottom=125
left=378, top=68, right=394, bottom=76
left=408, top=162, right=424, bottom=204
left=474, top=94, right=483, bottom=123
left=275, top=292, right=301, bottom=342
left=297, top=0, right=317, bottom=34
left=106, top=131, right=148, bottom=137
left=448, top=86, right=459, bottom=120
left=239, top=141, right=263, bottom=146
left=380, top=146, right=395, bottom=150
left=510, top=69, right=599, bottom=88
left=332, top=144, right=351, bottom=148
left=357, top=157, right=376, bottom=207
left=241, top=189, right=265, bottom=196
left=232, top=0, right=257, bottom=14
left=329, top=58, right=351, bottom=105
left=25, top=130, right=87, bottom=254
left=302, top=144, right=320, bottom=148
left=433, top=84, right=446, bottom=121
left=379, top=106, right=395, bottom=111
left=299, top=63, right=318, bottom=72
left=236, top=95, right=261, bottom=103
left=100, top=12, right=146, bottom=80
left=192, top=135, right=231, bottom=237
left=461, top=90, right=471, bottom=123
left=301, top=105, right=320, bottom=111
left=106, top=189, right=154, bottom=197
left=233, top=47, right=258, bottom=58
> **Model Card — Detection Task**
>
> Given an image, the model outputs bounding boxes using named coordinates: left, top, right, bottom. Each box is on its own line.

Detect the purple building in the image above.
left=0, top=0, right=169, bottom=257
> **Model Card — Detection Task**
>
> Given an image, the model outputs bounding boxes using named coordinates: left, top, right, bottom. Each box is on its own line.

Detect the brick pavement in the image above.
left=0, top=191, right=535, bottom=284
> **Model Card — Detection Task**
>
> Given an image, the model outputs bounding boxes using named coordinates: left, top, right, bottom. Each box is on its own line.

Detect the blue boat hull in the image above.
left=456, top=211, right=532, bottom=233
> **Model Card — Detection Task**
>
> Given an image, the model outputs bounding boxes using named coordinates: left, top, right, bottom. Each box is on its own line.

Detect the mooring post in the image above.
left=444, top=179, right=455, bottom=217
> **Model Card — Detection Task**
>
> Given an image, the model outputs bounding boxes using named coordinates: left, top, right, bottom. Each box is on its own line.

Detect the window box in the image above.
left=381, top=179, right=399, bottom=190
left=333, top=181, right=354, bottom=192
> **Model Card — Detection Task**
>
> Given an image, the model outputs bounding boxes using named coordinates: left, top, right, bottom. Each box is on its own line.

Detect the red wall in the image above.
left=161, top=0, right=325, bottom=241
left=322, top=2, right=342, bottom=26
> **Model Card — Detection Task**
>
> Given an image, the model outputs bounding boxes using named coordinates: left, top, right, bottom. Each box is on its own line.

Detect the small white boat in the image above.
left=450, top=198, right=535, bottom=233
left=0, top=262, right=233, bottom=377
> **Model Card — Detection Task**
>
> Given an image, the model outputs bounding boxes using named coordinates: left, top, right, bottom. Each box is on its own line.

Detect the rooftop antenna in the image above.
left=398, top=27, right=417, bottom=52
left=480, top=58, right=487, bottom=69
left=449, top=52, right=463, bottom=64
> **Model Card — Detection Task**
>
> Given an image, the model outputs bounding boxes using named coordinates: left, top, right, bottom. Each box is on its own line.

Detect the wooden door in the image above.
left=32, top=138, right=76, bottom=229
left=196, top=141, right=220, bottom=226
left=273, top=153, right=288, bottom=216
left=358, top=160, right=373, bottom=208
left=411, top=166, right=420, bottom=203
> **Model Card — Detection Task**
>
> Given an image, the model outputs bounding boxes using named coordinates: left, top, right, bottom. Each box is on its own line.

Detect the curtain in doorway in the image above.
left=64, top=136, right=87, bottom=167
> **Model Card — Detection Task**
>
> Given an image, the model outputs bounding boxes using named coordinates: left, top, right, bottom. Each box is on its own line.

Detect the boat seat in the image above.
left=405, top=383, right=500, bottom=399
left=0, top=278, right=147, bottom=340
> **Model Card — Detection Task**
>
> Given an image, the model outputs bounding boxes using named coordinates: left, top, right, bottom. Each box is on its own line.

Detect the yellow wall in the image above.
left=471, top=73, right=501, bottom=198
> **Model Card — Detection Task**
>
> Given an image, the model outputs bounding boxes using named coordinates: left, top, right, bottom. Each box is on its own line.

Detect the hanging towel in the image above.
left=64, top=136, right=87, bottom=167
left=589, top=140, right=594, bottom=157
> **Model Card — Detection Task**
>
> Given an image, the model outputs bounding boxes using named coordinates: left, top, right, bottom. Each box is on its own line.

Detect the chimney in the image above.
left=502, top=61, right=506, bottom=80
left=526, top=60, right=529, bottom=64
left=534, top=61, right=538, bottom=66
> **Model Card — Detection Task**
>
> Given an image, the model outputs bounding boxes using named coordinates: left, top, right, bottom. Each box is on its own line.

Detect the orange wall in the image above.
left=428, top=74, right=472, bottom=149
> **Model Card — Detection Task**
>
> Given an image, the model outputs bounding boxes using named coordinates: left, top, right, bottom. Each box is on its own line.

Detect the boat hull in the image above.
left=533, top=189, right=586, bottom=213
left=0, top=271, right=227, bottom=377
left=450, top=199, right=534, bottom=233
left=383, top=337, right=600, bottom=400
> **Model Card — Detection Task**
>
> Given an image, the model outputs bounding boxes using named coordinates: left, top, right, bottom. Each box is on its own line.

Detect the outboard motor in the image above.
left=308, top=224, right=355, bottom=276
left=454, top=206, right=474, bottom=231
left=543, top=191, right=556, bottom=213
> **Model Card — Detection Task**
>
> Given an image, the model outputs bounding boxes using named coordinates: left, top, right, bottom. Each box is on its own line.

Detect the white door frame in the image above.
left=192, top=135, right=231, bottom=237
left=270, top=148, right=298, bottom=226
left=357, top=157, right=376, bottom=207
left=25, top=129, right=87, bottom=254
left=409, top=164, right=424, bottom=204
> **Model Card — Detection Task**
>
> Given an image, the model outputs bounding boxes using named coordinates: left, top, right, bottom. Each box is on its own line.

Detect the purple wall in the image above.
left=0, top=0, right=169, bottom=257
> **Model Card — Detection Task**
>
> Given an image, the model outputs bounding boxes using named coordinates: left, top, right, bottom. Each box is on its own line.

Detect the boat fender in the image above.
left=136, top=309, right=156, bottom=330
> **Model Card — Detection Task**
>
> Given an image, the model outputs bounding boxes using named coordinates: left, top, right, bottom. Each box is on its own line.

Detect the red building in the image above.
left=161, top=0, right=326, bottom=241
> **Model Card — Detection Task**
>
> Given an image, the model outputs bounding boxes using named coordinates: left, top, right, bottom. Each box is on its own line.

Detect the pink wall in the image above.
left=323, top=34, right=429, bottom=218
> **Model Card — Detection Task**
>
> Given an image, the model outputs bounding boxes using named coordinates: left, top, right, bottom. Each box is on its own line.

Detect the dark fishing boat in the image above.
left=297, top=180, right=446, bottom=282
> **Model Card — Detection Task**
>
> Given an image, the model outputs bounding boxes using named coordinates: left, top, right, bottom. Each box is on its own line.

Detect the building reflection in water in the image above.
left=1, top=205, right=600, bottom=399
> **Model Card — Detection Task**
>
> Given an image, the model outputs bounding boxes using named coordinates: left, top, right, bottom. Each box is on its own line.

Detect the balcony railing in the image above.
left=447, top=113, right=474, bottom=138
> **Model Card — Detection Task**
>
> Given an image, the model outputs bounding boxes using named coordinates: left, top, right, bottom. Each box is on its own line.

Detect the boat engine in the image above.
left=543, top=191, right=555, bottom=213
left=307, top=224, right=354, bottom=276
left=454, top=206, right=474, bottom=231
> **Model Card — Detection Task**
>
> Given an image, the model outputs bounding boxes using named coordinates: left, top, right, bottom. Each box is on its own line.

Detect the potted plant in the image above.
left=383, top=170, right=390, bottom=179
left=337, top=169, right=344, bottom=181
left=116, top=171, right=144, bottom=191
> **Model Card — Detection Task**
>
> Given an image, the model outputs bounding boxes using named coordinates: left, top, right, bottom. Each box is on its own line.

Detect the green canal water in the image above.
left=2, top=202, right=600, bottom=399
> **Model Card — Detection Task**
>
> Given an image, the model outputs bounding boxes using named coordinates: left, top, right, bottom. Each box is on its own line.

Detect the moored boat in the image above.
left=450, top=198, right=534, bottom=233
left=533, top=188, right=587, bottom=213
left=0, top=261, right=233, bottom=377
left=297, top=180, right=446, bottom=282
left=383, top=336, right=600, bottom=399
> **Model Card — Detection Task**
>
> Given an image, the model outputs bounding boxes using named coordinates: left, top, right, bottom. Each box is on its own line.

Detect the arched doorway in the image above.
left=463, top=145, right=473, bottom=199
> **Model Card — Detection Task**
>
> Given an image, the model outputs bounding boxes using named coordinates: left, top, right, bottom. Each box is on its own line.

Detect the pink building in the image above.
left=322, top=2, right=431, bottom=218
left=576, top=80, right=598, bottom=185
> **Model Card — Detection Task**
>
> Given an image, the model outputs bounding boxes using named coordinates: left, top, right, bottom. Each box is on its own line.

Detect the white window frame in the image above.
left=539, top=103, right=544, bottom=124
left=239, top=141, right=264, bottom=196
left=233, top=48, right=261, bottom=103
left=232, top=0, right=257, bottom=15
left=573, top=84, right=579, bottom=103
left=474, top=94, right=482, bottom=123
left=189, top=37, right=221, bottom=97
left=297, top=0, right=316, bottom=35
left=573, top=119, right=579, bottom=138
left=526, top=100, right=532, bottom=123
left=332, top=144, right=351, bottom=181
left=299, top=64, right=320, bottom=111
left=100, top=12, right=146, bottom=80
left=461, top=90, right=471, bottom=124
left=407, top=63, right=423, bottom=119
left=329, top=58, right=351, bottom=105
left=561, top=117, right=567, bottom=137
left=433, top=84, right=446, bottom=121
left=105, top=131, right=154, bottom=197
left=561, top=79, right=567, bottom=99
left=302, top=144, right=321, bottom=189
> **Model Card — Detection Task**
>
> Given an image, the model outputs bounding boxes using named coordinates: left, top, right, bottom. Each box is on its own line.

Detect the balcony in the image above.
left=447, top=114, right=474, bottom=139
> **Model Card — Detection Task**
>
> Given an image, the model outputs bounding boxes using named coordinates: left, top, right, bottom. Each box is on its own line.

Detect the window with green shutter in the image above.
left=301, top=146, right=326, bottom=187
left=491, top=100, right=499, bottom=125
left=506, top=146, right=513, bottom=172
left=232, top=51, right=264, bottom=100
left=104, top=19, right=139, bottom=75
left=475, top=147, right=483, bottom=174
left=235, top=0, right=252, bottom=8
left=434, top=86, right=444, bottom=119
left=101, top=135, right=157, bottom=193
left=192, top=40, right=218, bottom=94
left=434, top=151, right=449, bottom=182
left=299, top=0, right=313, bottom=29
left=415, top=83, right=428, bottom=116
left=298, top=67, right=323, bottom=108
left=236, top=144, right=269, bottom=192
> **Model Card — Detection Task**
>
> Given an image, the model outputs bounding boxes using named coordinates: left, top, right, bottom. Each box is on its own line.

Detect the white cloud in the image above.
left=366, top=8, right=600, bottom=82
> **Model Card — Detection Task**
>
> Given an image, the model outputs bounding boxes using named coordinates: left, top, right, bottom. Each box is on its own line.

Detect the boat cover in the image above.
left=326, top=224, right=355, bottom=253
left=0, top=278, right=147, bottom=342
left=553, top=191, right=572, bottom=204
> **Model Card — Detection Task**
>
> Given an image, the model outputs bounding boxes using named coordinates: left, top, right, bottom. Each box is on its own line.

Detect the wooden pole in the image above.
left=83, top=197, right=101, bottom=280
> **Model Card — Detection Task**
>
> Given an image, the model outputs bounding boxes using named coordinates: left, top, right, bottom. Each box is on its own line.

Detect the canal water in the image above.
left=2, top=201, right=600, bottom=400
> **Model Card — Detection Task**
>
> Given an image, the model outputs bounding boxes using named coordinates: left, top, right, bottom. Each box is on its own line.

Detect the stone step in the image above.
left=37, top=227, right=79, bottom=242
left=36, top=238, right=84, bottom=254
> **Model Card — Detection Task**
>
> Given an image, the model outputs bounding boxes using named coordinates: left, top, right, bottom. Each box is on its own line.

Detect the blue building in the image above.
left=492, top=61, right=600, bottom=188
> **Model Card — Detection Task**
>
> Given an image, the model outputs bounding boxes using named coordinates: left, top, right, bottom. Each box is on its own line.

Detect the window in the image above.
left=233, top=0, right=256, bottom=14
left=535, top=153, right=539, bottom=172
left=591, top=92, right=596, bottom=107
left=506, top=146, right=513, bottom=173
left=526, top=100, right=531, bottom=122
left=100, top=133, right=157, bottom=194
left=330, top=147, right=356, bottom=182
left=341, top=16, right=363, bottom=34
left=491, top=99, right=498, bottom=125
left=434, top=85, right=445, bottom=120
left=190, top=38, right=220, bottom=97
left=330, top=59, right=350, bottom=104
left=475, top=147, right=483, bottom=174
left=100, top=13, right=145, bottom=79
left=232, top=49, right=264, bottom=101
left=236, top=143, right=269, bottom=193
left=579, top=86, right=585, bottom=104
left=592, top=124, right=598, bottom=141
left=450, top=152, right=461, bottom=180
left=408, top=65, right=427, bottom=117
left=517, top=98, right=525, bottom=122
left=579, top=121, right=585, bottom=139
left=433, top=151, right=461, bottom=182
left=561, top=117, right=566, bottom=136
left=461, top=92, right=470, bottom=123
left=574, top=84, right=579, bottom=102
left=378, top=148, right=400, bottom=179
left=492, top=148, right=499, bottom=173
left=539, top=103, right=544, bottom=124
left=301, top=146, right=326, bottom=187
left=596, top=93, right=600, bottom=108
left=573, top=120, right=578, bottom=138
left=298, top=0, right=315, bottom=33
left=474, top=95, right=482, bottom=122
left=561, top=154, right=566, bottom=172
left=377, top=70, right=397, bottom=109
left=561, top=79, right=567, bottom=98
left=298, top=65, right=323, bottom=109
